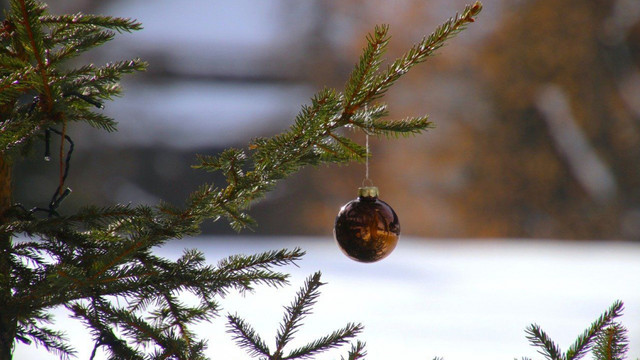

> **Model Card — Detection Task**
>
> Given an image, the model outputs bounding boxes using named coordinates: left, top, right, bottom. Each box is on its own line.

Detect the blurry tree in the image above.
left=459, top=0, right=640, bottom=238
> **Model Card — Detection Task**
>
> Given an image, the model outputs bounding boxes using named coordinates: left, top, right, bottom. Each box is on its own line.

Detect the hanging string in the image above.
left=365, top=131, right=369, bottom=181
left=363, top=104, right=373, bottom=187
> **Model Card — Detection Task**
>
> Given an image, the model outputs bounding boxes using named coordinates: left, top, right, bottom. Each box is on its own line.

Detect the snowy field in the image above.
left=14, top=237, right=640, bottom=360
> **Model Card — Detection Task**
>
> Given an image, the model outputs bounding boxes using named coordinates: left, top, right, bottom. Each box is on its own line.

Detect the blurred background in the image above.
left=7, top=0, right=640, bottom=239
left=5, top=1, right=640, bottom=359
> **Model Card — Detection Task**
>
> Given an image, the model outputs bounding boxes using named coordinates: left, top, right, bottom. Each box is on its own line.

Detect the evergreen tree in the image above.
left=0, top=1, right=481, bottom=358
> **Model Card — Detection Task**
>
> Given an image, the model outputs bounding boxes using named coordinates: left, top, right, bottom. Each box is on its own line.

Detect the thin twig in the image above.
left=18, top=0, right=53, bottom=111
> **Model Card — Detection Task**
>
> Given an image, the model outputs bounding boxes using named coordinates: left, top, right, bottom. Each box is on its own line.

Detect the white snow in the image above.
left=14, top=237, right=640, bottom=360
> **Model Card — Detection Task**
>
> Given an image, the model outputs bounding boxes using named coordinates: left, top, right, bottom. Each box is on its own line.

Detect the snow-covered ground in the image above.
left=14, top=237, right=640, bottom=360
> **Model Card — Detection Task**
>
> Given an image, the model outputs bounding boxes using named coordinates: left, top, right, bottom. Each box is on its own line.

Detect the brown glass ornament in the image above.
left=333, top=186, right=400, bottom=263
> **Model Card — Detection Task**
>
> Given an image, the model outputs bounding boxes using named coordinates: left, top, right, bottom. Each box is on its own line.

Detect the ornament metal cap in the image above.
left=358, top=186, right=379, bottom=198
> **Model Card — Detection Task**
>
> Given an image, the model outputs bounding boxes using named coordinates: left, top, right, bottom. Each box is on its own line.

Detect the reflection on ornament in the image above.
left=333, top=186, right=400, bottom=263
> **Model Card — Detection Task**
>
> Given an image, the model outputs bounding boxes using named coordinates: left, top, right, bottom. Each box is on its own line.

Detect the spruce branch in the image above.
left=66, top=110, right=117, bottom=132
left=205, top=248, right=303, bottom=295
left=227, top=314, right=272, bottom=358
left=352, top=115, right=435, bottom=138
left=343, top=24, right=390, bottom=110
left=367, top=1, right=482, bottom=104
left=47, top=27, right=115, bottom=65
left=218, top=248, right=304, bottom=273
left=39, top=13, right=142, bottom=33
left=92, top=298, right=193, bottom=359
left=227, top=272, right=364, bottom=360
left=14, top=309, right=76, bottom=360
left=525, top=324, right=565, bottom=360
left=275, top=272, right=324, bottom=353
left=1, top=0, right=146, bottom=153
left=593, top=323, right=628, bottom=360
left=283, top=322, right=363, bottom=360
left=188, top=3, right=481, bottom=231
left=15, top=323, right=75, bottom=360
left=11, top=0, right=52, bottom=109
left=525, top=301, right=626, bottom=360
left=0, top=68, right=35, bottom=104
left=340, top=340, right=367, bottom=360
left=565, top=300, right=624, bottom=360
left=67, top=301, right=143, bottom=360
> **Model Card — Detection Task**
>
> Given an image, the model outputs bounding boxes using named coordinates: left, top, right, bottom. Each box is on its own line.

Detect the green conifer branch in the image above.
left=39, top=13, right=142, bottom=33
left=328, top=133, right=364, bottom=154
left=188, top=4, right=482, bottom=228
left=15, top=323, right=75, bottom=360
left=525, top=301, right=627, bottom=360
left=8, top=235, right=302, bottom=356
left=228, top=272, right=364, bottom=360
left=340, top=340, right=367, bottom=360
left=0, top=69, right=34, bottom=103
left=65, top=110, right=117, bottom=132
left=227, top=314, right=272, bottom=358
left=353, top=115, right=435, bottom=138
left=367, top=2, right=482, bottom=104
left=48, top=27, right=115, bottom=65
left=11, top=0, right=52, bottom=110
left=525, top=324, right=565, bottom=360
left=565, top=300, right=624, bottom=360
left=96, top=298, right=191, bottom=358
left=343, top=24, right=390, bottom=110
left=66, top=301, right=142, bottom=359
left=1, top=0, right=146, bottom=152
left=275, top=272, right=324, bottom=353
left=593, top=323, right=628, bottom=360
left=283, top=322, right=363, bottom=360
